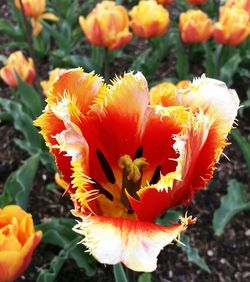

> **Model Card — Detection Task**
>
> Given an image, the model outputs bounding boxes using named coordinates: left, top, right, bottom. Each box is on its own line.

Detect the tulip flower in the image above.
left=41, top=68, right=67, bottom=97
left=129, top=0, right=170, bottom=39
left=0, top=51, right=35, bottom=88
left=179, top=10, right=213, bottom=44
left=213, top=6, right=250, bottom=46
left=15, top=0, right=58, bottom=36
left=79, top=1, right=132, bottom=50
left=0, top=205, right=42, bottom=282
left=187, top=0, right=208, bottom=5
left=157, top=0, right=173, bottom=5
left=225, top=0, right=250, bottom=13
left=35, top=69, right=239, bottom=272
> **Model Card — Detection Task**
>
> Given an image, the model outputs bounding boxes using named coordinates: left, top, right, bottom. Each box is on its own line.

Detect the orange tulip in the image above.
left=225, top=0, right=250, bottom=13
left=41, top=68, right=67, bottom=97
left=15, top=0, right=58, bottom=36
left=79, top=1, right=132, bottom=50
left=157, top=0, right=173, bottom=4
left=129, top=0, right=170, bottom=39
left=213, top=6, right=250, bottom=46
left=0, top=51, right=35, bottom=88
left=0, top=205, right=42, bottom=282
left=179, top=9, right=213, bottom=44
left=35, top=69, right=239, bottom=272
left=187, top=0, right=208, bottom=5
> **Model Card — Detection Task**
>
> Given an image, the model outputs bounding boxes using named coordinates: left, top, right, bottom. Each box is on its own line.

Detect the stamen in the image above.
left=92, top=178, right=113, bottom=201
left=96, top=149, right=116, bottom=184
left=134, top=146, right=143, bottom=159
left=150, top=165, right=161, bottom=185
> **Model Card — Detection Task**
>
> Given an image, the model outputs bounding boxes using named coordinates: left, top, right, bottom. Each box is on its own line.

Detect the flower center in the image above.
left=119, top=154, right=148, bottom=211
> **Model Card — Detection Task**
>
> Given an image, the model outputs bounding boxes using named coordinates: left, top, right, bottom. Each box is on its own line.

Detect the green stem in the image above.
left=18, top=0, right=41, bottom=91
left=216, top=44, right=225, bottom=79
left=113, top=264, right=128, bottom=282
left=103, top=47, right=110, bottom=82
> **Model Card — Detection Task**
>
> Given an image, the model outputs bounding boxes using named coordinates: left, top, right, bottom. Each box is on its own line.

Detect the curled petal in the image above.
left=73, top=215, right=196, bottom=272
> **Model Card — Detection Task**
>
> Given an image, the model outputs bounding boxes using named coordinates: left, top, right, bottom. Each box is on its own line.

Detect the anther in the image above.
left=96, top=149, right=116, bottom=184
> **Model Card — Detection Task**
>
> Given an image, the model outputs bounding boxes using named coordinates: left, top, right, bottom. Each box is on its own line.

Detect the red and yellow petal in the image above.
left=73, top=215, right=196, bottom=272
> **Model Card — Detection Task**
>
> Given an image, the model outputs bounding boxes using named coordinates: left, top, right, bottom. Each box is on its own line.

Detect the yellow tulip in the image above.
left=79, top=1, right=132, bottom=50
left=15, top=0, right=58, bottom=36
left=129, top=0, right=170, bottom=39
left=179, top=9, right=213, bottom=44
left=0, top=205, right=42, bottom=282
left=213, top=6, right=250, bottom=46
left=0, top=51, right=35, bottom=88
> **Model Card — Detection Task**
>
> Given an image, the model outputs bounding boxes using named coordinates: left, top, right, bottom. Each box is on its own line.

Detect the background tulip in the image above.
left=0, top=51, right=35, bottom=88
left=157, top=0, right=173, bottom=4
left=0, top=205, right=42, bottom=282
left=15, top=0, right=58, bottom=36
left=79, top=1, right=132, bottom=50
left=129, top=0, right=170, bottom=39
left=225, top=0, right=250, bottom=13
left=213, top=6, right=250, bottom=46
left=179, top=9, right=213, bottom=44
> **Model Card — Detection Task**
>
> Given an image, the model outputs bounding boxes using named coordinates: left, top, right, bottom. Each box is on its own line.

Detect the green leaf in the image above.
left=157, top=209, right=181, bottom=226
left=178, top=235, right=211, bottom=273
left=113, top=264, right=128, bottom=282
left=37, top=218, right=96, bottom=277
left=231, top=129, right=250, bottom=171
left=37, top=238, right=79, bottom=282
left=0, top=98, right=43, bottom=150
left=63, top=55, right=95, bottom=71
left=138, top=273, right=152, bottom=282
left=213, top=179, right=250, bottom=236
left=16, top=73, right=44, bottom=119
left=220, top=53, right=242, bottom=86
left=0, top=19, right=23, bottom=40
left=43, top=22, right=69, bottom=52
left=0, top=154, right=40, bottom=209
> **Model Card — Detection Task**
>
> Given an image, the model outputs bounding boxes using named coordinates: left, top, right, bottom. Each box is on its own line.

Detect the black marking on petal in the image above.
left=150, top=165, right=161, bottom=185
left=134, top=146, right=143, bottom=159
left=96, top=149, right=116, bottom=184
left=92, top=178, right=113, bottom=201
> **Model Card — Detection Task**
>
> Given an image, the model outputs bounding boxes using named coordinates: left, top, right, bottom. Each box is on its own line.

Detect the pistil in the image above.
left=119, top=155, right=148, bottom=210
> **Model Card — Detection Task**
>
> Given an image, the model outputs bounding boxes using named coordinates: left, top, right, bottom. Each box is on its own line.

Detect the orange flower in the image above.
left=187, top=0, right=208, bottom=5
left=129, top=0, right=170, bottom=39
left=213, top=6, right=250, bottom=46
left=79, top=1, right=132, bottom=50
left=0, top=51, right=35, bottom=88
left=35, top=69, right=239, bottom=272
left=225, top=0, right=250, bottom=13
left=157, top=0, right=173, bottom=4
left=179, top=9, right=213, bottom=43
left=41, top=68, right=67, bottom=97
left=0, top=205, right=42, bottom=282
left=15, top=0, right=58, bottom=36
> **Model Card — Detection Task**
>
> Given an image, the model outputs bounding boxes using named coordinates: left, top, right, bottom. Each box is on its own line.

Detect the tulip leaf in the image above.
left=16, top=73, right=44, bottom=119
left=37, top=237, right=80, bottom=282
left=231, top=129, right=250, bottom=171
left=0, top=98, right=43, bottom=150
left=178, top=234, right=211, bottom=273
left=220, top=53, right=242, bottom=86
left=138, top=273, right=152, bottom=282
left=203, top=42, right=217, bottom=78
left=213, top=179, right=250, bottom=236
left=113, top=264, right=128, bottom=282
left=0, top=154, right=40, bottom=209
left=37, top=218, right=96, bottom=277
left=0, top=19, right=23, bottom=40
